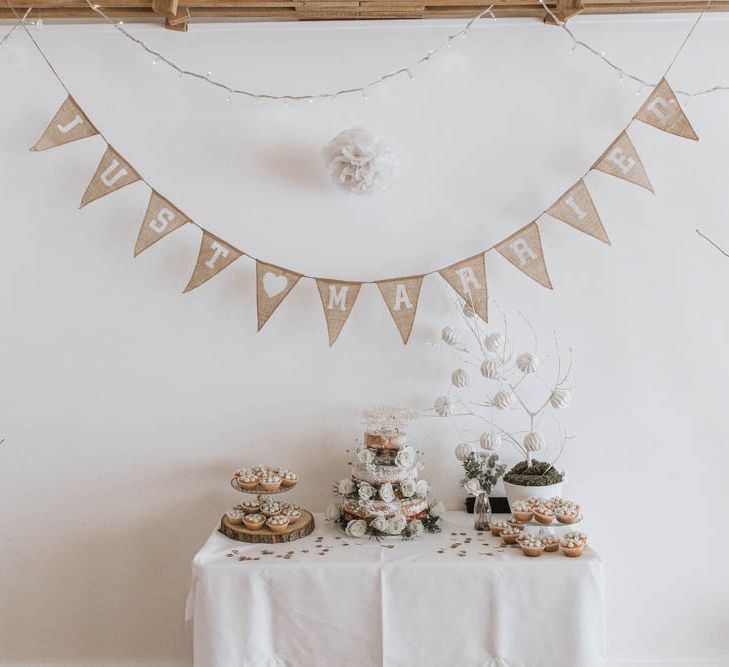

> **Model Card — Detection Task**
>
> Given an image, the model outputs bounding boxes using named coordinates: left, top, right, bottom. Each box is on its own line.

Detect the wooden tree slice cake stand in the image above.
left=219, top=510, right=315, bottom=544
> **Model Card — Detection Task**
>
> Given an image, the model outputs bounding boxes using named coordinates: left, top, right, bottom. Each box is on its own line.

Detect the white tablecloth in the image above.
left=186, top=512, right=604, bottom=667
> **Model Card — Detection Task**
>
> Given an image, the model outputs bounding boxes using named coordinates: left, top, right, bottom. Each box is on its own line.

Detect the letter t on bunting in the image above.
left=634, top=78, right=698, bottom=141
left=80, top=147, right=141, bottom=208
left=316, top=280, right=362, bottom=346
left=256, top=261, right=301, bottom=331
left=495, top=222, right=553, bottom=289
left=439, top=254, right=488, bottom=321
left=134, top=192, right=190, bottom=257
left=184, top=230, right=243, bottom=293
left=376, top=275, right=424, bottom=344
left=31, top=96, right=98, bottom=152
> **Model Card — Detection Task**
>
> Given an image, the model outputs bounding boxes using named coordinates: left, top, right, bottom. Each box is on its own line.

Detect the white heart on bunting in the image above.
left=263, top=272, right=288, bottom=298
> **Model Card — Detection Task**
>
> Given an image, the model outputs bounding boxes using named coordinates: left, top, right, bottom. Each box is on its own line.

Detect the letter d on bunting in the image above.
left=80, top=146, right=141, bottom=208
left=184, top=230, right=243, bottom=293
left=376, top=275, right=424, bottom=344
left=31, top=96, right=98, bottom=152
left=316, top=279, right=362, bottom=346
left=439, top=253, right=488, bottom=321
left=634, top=78, right=698, bottom=141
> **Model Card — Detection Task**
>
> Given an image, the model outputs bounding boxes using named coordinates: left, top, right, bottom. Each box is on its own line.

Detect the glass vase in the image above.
left=473, top=493, right=492, bottom=531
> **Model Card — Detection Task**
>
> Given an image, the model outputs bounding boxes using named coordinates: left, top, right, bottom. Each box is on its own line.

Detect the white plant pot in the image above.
left=503, top=480, right=564, bottom=508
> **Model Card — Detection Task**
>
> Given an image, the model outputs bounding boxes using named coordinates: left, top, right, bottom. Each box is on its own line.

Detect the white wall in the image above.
left=1, top=13, right=728, bottom=667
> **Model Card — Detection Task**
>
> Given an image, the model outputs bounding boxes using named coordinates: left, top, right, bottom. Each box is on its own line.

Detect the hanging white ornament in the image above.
left=462, top=302, right=476, bottom=319
left=549, top=389, right=572, bottom=409
left=516, top=352, right=540, bottom=374
left=492, top=390, right=517, bottom=410
left=524, top=432, right=545, bottom=452
left=455, top=442, right=475, bottom=461
left=322, top=127, right=399, bottom=195
left=441, top=326, right=459, bottom=346
left=480, top=358, right=502, bottom=380
left=451, top=369, right=469, bottom=388
left=434, top=396, right=455, bottom=417
left=484, top=332, right=505, bottom=353
left=479, top=431, right=502, bottom=452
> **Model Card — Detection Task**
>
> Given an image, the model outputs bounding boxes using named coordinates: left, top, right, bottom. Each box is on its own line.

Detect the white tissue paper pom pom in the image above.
left=480, top=358, right=502, bottom=380
left=479, top=431, right=502, bottom=452
left=492, top=390, right=517, bottom=410
left=516, top=352, right=540, bottom=374
left=455, top=442, right=475, bottom=461
left=434, top=396, right=454, bottom=417
left=322, top=127, right=398, bottom=195
left=441, top=326, right=459, bottom=345
left=325, top=504, right=341, bottom=521
left=549, top=389, right=571, bottom=409
left=451, top=369, right=469, bottom=388
left=484, top=332, right=505, bottom=353
left=524, top=432, right=545, bottom=452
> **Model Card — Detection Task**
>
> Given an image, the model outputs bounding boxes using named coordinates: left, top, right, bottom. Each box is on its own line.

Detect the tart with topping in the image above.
left=242, top=513, right=266, bottom=531
left=542, top=535, right=560, bottom=552
left=282, top=507, right=302, bottom=524
left=266, top=515, right=291, bottom=534
left=226, top=509, right=246, bottom=526
left=259, top=474, right=282, bottom=493
left=511, top=500, right=534, bottom=523
left=533, top=506, right=555, bottom=525
left=236, top=470, right=260, bottom=490
left=501, top=524, right=524, bottom=545
left=237, top=499, right=260, bottom=514
left=281, top=471, right=298, bottom=489
left=489, top=520, right=509, bottom=537
left=563, top=531, right=587, bottom=544
left=521, top=537, right=545, bottom=557
left=561, top=537, right=585, bottom=557
left=556, top=503, right=580, bottom=524
left=259, top=501, right=283, bottom=517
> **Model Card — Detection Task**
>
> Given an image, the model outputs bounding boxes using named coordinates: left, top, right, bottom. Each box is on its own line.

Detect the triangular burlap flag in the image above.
left=439, top=253, right=488, bottom=321
left=316, top=279, right=362, bottom=346
left=495, top=223, right=553, bottom=289
left=592, top=132, right=653, bottom=193
left=31, top=96, right=98, bottom=152
left=134, top=192, right=190, bottom=257
left=635, top=78, right=698, bottom=141
left=80, top=146, right=141, bottom=208
left=184, top=230, right=243, bottom=293
left=376, top=275, right=424, bottom=344
left=256, top=261, right=302, bottom=331
left=547, top=179, right=610, bottom=245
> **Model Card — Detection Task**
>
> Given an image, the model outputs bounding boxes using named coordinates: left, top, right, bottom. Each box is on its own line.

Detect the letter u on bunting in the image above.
left=184, top=230, right=243, bottom=293
left=495, top=222, right=553, bottom=289
left=439, top=254, right=488, bottom=321
left=547, top=179, right=610, bottom=245
left=635, top=78, right=698, bottom=141
left=592, top=132, right=653, bottom=193
left=80, top=146, right=141, bottom=208
left=31, top=96, right=98, bottom=152
left=316, top=280, right=362, bottom=346
left=376, top=275, right=424, bottom=344
left=135, top=192, right=190, bottom=257
left=256, top=261, right=301, bottom=331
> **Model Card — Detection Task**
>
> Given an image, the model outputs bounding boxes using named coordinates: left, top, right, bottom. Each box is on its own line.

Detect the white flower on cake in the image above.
left=345, top=519, right=368, bottom=538
left=434, top=396, right=454, bottom=417
left=416, top=479, right=429, bottom=496
left=517, top=352, right=540, bottom=374
left=338, top=479, right=355, bottom=495
left=387, top=514, right=407, bottom=535
left=395, top=445, right=416, bottom=468
left=409, top=520, right=425, bottom=537
left=358, top=483, right=375, bottom=500
left=325, top=504, right=341, bottom=521
left=464, top=478, right=482, bottom=496
left=400, top=479, right=416, bottom=498
left=357, top=447, right=375, bottom=465
left=429, top=500, right=446, bottom=519
left=379, top=482, right=396, bottom=502
left=371, top=514, right=388, bottom=532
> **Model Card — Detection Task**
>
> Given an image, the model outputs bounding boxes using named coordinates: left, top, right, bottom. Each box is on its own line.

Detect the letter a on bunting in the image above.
left=376, top=275, right=424, bottom=344
left=439, top=254, right=488, bottom=321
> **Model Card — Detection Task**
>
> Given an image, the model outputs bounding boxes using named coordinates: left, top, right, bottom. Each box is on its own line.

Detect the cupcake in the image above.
left=259, top=474, right=282, bottom=493
left=564, top=531, right=588, bottom=544
left=561, top=537, right=585, bottom=557
left=238, top=499, right=260, bottom=514
left=281, top=471, right=298, bottom=488
left=511, top=500, right=534, bottom=523
left=282, top=507, right=302, bottom=523
left=556, top=504, right=580, bottom=524
left=242, top=513, right=266, bottom=530
left=226, top=509, right=246, bottom=525
left=521, top=537, right=545, bottom=557
left=542, top=535, right=560, bottom=552
left=236, top=470, right=260, bottom=491
left=489, top=520, right=509, bottom=537
left=260, top=501, right=282, bottom=517
left=267, top=515, right=290, bottom=534
left=501, top=524, right=524, bottom=545
left=533, top=506, right=555, bottom=525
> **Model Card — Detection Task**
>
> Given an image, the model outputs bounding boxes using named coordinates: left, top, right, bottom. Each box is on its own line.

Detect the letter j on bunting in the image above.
left=439, top=253, right=488, bottom=321
left=184, top=230, right=243, bottom=293
left=376, top=275, right=424, bottom=344
left=256, top=261, right=301, bottom=331
left=316, top=279, right=362, bottom=346
left=80, top=146, right=141, bottom=208
left=495, top=222, right=553, bottom=289
left=31, top=96, right=98, bottom=152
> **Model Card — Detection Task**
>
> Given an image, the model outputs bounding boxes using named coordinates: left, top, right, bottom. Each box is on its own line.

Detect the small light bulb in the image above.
left=35, top=17, right=43, bottom=29
left=152, top=58, right=158, bottom=65
left=407, top=70, right=415, bottom=81
left=177, top=71, right=184, bottom=80
left=569, top=43, right=577, bottom=55
left=308, top=98, right=314, bottom=104
left=600, top=51, right=606, bottom=58
left=225, top=91, right=232, bottom=102
left=618, top=71, right=624, bottom=84
left=117, top=20, right=124, bottom=25
left=361, top=90, right=368, bottom=101
left=205, top=71, right=212, bottom=80
left=636, top=85, right=644, bottom=97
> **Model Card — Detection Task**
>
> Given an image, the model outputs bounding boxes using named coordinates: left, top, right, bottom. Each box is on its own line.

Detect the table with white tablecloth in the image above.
left=186, top=511, right=604, bottom=667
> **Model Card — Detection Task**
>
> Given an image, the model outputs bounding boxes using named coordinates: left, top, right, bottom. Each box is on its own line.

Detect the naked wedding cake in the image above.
left=328, top=407, right=443, bottom=539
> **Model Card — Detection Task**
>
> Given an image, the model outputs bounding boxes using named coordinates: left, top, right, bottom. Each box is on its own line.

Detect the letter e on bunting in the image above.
left=256, top=261, right=301, bottom=331
left=495, top=223, right=553, bottom=289
left=592, top=132, right=653, bottom=193
left=135, top=192, right=190, bottom=257
left=184, top=231, right=243, bottom=293
left=547, top=179, right=610, bottom=245
left=31, top=96, right=98, bottom=152
left=439, top=254, right=488, bottom=321
left=80, top=147, right=141, bottom=208
left=634, top=78, right=698, bottom=141
left=376, top=275, right=424, bottom=344
left=316, top=280, right=362, bottom=346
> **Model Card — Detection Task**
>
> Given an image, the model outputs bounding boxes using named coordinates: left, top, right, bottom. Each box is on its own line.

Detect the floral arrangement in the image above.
left=326, top=501, right=444, bottom=540
left=460, top=452, right=507, bottom=496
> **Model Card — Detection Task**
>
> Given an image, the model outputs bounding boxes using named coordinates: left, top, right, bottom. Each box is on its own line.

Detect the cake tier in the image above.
left=364, top=431, right=406, bottom=451
left=342, top=496, right=428, bottom=521
left=351, top=462, right=417, bottom=485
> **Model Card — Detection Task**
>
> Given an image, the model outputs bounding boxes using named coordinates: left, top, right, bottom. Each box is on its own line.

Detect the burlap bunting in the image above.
left=80, top=146, right=141, bottom=208
left=592, top=132, right=654, bottom=193
left=316, top=279, right=362, bottom=346
left=184, top=230, right=243, bottom=293
left=31, top=96, right=98, bottom=152
left=635, top=78, right=698, bottom=141
left=439, top=254, right=488, bottom=321
left=376, top=275, right=424, bottom=344
left=495, top=223, right=552, bottom=289
left=256, top=261, right=301, bottom=331
left=547, top=179, right=610, bottom=245
left=134, top=192, right=190, bottom=257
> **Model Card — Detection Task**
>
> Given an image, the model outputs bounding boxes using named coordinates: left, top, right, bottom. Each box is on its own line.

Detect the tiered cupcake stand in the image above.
left=219, top=474, right=315, bottom=544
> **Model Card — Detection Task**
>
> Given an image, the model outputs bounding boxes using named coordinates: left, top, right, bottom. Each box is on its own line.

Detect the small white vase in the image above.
left=503, top=480, right=564, bottom=508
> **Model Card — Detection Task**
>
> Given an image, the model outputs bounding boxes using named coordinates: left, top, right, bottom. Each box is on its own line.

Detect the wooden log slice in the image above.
left=219, top=510, right=315, bottom=544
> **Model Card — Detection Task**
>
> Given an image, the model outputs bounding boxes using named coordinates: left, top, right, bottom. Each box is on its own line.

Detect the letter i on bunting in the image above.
left=80, top=146, right=141, bottom=208
left=256, top=261, right=301, bottom=331
left=495, top=223, right=553, bottom=289
left=31, top=96, right=98, bottom=151
left=134, top=192, right=190, bottom=257
left=184, top=230, right=243, bottom=293
left=376, top=275, right=424, bottom=344
left=547, top=179, right=610, bottom=245
left=634, top=78, right=698, bottom=141
left=439, top=254, right=488, bottom=321
left=592, top=132, right=653, bottom=193
left=316, top=280, right=362, bottom=346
